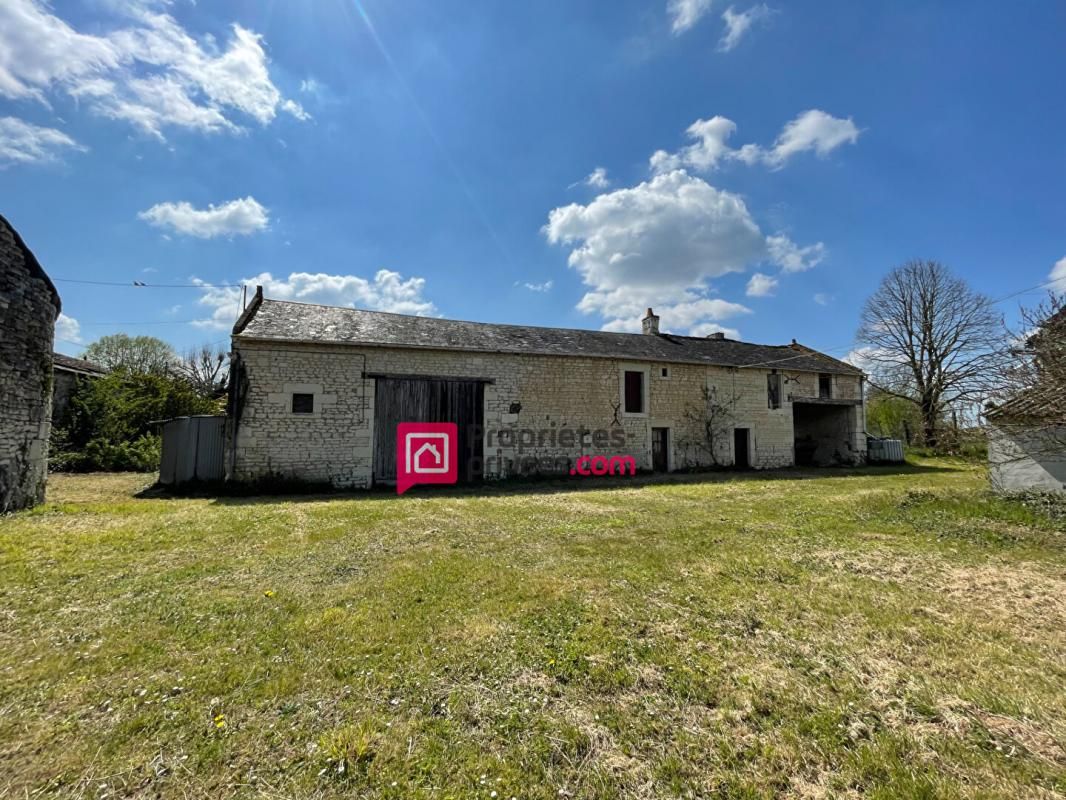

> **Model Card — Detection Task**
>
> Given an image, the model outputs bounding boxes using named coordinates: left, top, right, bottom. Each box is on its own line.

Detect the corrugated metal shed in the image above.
left=867, top=438, right=905, bottom=464
left=159, top=416, right=225, bottom=485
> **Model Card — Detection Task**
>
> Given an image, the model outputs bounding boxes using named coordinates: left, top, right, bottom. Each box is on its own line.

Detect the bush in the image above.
left=50, top=371, right=218, bottom=473
left=51, top=435, right=162, bottom=473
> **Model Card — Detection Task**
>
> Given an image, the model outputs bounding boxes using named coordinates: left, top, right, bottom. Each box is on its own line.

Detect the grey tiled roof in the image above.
left=235, top=298, right=862, bottom=375
left=53, top=352, right=107, bottom=375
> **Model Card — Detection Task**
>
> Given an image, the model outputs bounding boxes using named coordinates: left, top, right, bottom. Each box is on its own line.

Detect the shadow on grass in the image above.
left=133, top=461, right=966, bottom=506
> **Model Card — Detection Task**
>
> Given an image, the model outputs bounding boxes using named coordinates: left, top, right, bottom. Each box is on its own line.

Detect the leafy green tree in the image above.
left=82, top=334, right=177, bottom=374
left=866, top=388, right=922, bottom=443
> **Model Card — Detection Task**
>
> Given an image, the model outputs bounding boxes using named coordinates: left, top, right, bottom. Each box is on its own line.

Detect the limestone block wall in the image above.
left=789, top=370, right=863, bottom=401
left=228, top=344, right=374, bottom=487
left=229, top=338, right=867, bottom=487
left=0, top=218, right=59, bottom=512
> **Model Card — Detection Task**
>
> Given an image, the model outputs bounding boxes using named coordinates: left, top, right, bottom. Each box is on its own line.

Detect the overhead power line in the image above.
left=51, top=277, right=243, bottom=289
left=78, top=319, right=203, bottom=326
left=990, top=276, right=1063, bottom=304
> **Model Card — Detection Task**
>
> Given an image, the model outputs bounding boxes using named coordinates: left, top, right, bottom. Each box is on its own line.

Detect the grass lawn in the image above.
left=1, top=460, right=1064, bottom=798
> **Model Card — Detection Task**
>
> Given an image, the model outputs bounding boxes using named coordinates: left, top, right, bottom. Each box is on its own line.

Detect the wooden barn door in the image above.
left=373, top=378, right=484, bottom=485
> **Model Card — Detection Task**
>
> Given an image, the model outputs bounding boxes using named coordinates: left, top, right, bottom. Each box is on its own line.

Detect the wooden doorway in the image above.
left=652, top=427, right=669, bottom=472
left=733, top=427, right=751, bottom=469
left=373, top=378, right=484, bottom=485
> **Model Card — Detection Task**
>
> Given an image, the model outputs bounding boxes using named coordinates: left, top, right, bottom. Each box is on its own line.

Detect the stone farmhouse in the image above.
left=226, top=287, right=867, bottom=488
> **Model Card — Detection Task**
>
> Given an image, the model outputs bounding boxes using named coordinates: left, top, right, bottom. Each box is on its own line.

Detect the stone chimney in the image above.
left=641, top=308, right=660, bottom=335
left=707, top=332, right=726, bottom=340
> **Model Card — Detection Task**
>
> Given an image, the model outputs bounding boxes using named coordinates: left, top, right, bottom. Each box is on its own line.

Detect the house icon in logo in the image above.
left=413, top=441, right=443, bottom=472
left=396, top=423, right=458, bottom=493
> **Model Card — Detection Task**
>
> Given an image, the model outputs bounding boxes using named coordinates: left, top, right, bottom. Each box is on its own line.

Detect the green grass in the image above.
left=1, top=460, right=1064, bottom=798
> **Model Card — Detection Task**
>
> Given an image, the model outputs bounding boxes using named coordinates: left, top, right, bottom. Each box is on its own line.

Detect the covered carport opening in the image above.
left=793, top=400, right=857, bottom=466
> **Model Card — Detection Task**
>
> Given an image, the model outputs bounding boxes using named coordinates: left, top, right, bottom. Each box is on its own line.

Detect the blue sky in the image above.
left=2, top=0, right=1064, bottom=360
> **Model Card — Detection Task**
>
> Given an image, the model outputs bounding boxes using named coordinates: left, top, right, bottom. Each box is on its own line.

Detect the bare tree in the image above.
left=856, top=260, right=1006, bottom=448
left=1016, top=293, right=1066, bottom=395
left=678, top=382, right=737, bottom=467
left=986, top=293, right=1066, bottom=459
left=176, top=345, right=229, bottom=398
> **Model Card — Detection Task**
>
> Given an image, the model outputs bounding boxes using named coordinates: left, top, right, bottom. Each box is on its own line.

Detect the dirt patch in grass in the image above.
left=943, top=564, right=1066, bottom=625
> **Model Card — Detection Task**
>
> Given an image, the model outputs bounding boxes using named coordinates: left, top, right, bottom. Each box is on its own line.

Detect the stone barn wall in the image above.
left=0, top=215, right=60, bottom=512
left=228, top=338, right=866, bottom=488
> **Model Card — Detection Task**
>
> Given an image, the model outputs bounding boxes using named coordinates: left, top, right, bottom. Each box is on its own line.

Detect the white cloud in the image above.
left=650, top=115, right=737, bottom=174
left=193, top=270, right=438, bottom=330
left=1049, top=256, right=1066, bottom=292
left=843, top=345, right=887, bottom=373
left=545, top=169, right=761, bottom=334
left=668, top=0, right=714, bottom=34
left=0, top=1, right=121, bottom=102
left=745, top=272, right=778, bottom=297
left=138, top=196, right=269, bottom=238
left=762, top=109, right=861, bottom=167
left=689, top=322, right=742, bottom=340
left=0, top=116, right=85, bottom=167
left=651, top=109, right=860, bottom=174
left=767, top=234, right=826, bottom=272
left=719, top=4, right=773, bottom=52
left=813, top=292, right=833, bottom=306
left=583, top=167, right=610, bottom=190
left=280, top=98, right=310, bottom=121
left=520, top=280, right=554, bottom=292
left=55, top=313, right=82, bottom=344
left=0, top=1, right=305, bottom=140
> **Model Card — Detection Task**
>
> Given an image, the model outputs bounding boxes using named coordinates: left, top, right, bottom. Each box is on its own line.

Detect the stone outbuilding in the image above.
left=52, top=352, right=107, bottom=427
left=0, top=214, right=61, bottom=512
left=225, top=288, right=867, bottom=489
left=987, top=386, right=1066, bottom=494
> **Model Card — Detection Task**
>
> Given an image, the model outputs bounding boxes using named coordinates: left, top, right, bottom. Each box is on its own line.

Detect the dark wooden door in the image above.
left=733, top=427, right=750, bottom=469
left=651, top=427, right=669, bottom=472
left=373, top=378, right=484, bottom=484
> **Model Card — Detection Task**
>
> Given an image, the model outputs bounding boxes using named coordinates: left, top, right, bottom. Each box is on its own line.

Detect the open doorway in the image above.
left=793, top=402, right=854, bottom=466
left=652, top=427, right=669, bottom=472
left=733, top=427, right=750, bottom=469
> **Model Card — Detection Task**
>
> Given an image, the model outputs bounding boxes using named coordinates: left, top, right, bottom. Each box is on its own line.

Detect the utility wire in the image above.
left=990, top=276, right=1063, bottom=304
left=78, top=319, right=203, bottom=325
left=51, top=277, right=242, bottom=288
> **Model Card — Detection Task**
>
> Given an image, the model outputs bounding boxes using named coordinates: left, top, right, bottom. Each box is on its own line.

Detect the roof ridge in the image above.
left=244, top=296, right=862, bottom=374
left=258, top=297, right=795, bottom=350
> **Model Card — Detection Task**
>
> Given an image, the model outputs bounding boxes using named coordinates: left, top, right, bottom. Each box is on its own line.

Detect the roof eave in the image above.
left=232, top=333, right=862, bottom=374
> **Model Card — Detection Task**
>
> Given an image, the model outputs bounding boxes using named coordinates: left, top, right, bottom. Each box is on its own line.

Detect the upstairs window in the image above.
left=624, top=371, right=644, bottom=414
left=292, top=393, right=314, bottom=414
left=767, top=372, right=782, bottom=409
left=818, top=373, right=832, bottom=399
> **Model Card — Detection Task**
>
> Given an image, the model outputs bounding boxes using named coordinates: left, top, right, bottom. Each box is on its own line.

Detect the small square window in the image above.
left=292, top=393, right=314, bottom=414
left=661, top=367, right=669, bottom=378
left=624, top=370, right=644, bottom=414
